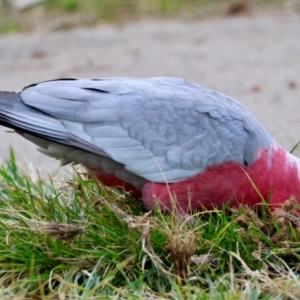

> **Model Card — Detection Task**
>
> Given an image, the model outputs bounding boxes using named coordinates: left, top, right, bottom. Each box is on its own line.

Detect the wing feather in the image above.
left=18, top=77, right=272, bottom=183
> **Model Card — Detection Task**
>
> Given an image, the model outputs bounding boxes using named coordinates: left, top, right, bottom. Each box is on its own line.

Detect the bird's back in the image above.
left=0, top=77, right=278, bottom=211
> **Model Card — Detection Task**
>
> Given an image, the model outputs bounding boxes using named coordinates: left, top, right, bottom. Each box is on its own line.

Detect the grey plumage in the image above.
left=0, top=77, right=272, bottom=185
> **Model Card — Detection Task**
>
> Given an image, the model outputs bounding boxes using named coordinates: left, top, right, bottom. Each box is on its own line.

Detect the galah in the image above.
left=0, top=77, right=299, bottom=212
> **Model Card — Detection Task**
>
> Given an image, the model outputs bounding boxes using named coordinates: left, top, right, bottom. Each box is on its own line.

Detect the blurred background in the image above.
left=0, top=0, right=299, bottom=177
left=0, top=0, right=297, bottom=32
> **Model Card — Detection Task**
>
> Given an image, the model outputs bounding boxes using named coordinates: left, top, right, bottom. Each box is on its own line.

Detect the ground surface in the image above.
left=0, top=10, right=299, bottom=177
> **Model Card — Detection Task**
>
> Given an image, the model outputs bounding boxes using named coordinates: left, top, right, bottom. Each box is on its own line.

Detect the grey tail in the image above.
left=0, top=91, right=26, bottom=131
left=0, top=91, right=21, bottom=104
left=0, top=91, right=68, bottom=146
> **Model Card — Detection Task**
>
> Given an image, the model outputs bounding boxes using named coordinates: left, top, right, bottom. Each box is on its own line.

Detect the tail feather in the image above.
left=0, top=91, right=104, bottom=158
left=0, top=91, right=67, bottom=142
left=0, top=91, right=24, bottom=130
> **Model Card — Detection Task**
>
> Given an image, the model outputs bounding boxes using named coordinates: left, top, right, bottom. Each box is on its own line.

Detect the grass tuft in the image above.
left=0, top=149, right=300, bottom=298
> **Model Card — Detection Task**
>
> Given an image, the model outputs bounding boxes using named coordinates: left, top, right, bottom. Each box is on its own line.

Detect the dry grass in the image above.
left=0, top=150, right=300, bottom=298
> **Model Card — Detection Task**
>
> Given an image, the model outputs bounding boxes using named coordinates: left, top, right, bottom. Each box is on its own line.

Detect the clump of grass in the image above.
left=0, top=149, right=300, bottom=299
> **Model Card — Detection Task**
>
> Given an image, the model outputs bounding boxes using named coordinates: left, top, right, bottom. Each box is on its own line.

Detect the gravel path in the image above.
left=0, top=10, right=299, bottom=177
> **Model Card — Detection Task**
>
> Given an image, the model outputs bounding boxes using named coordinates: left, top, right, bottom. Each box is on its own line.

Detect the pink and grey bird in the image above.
left=0, top=77, right=299, bottom=212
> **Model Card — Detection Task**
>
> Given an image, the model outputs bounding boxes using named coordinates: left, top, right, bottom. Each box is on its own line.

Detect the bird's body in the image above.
left=0, top=77, right=299, bottom=211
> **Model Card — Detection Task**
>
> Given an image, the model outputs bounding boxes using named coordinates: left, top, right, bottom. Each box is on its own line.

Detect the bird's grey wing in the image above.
left=20, top=77, right=272, bottom=183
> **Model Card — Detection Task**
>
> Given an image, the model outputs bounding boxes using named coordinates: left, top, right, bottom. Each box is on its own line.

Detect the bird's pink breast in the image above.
left=142, top=144, right=300, bottom=212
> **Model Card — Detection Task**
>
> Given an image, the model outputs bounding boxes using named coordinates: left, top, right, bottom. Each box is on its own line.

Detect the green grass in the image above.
left=0, top=21, right=19, bottom=34
left=0, top=0, right=297, bottom=33
left=0, top=149, right=300, bottom=299
left=41, top=0, right=297, bottom=17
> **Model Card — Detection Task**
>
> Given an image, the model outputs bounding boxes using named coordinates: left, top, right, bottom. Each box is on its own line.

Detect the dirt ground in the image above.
left=0, top=10, right=299, bottom=178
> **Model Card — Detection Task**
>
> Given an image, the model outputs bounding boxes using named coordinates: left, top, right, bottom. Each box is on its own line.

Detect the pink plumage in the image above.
left=142, top=143, right=300, bottom=211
